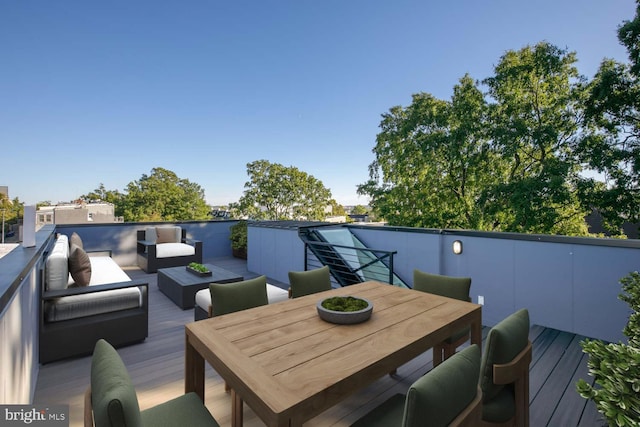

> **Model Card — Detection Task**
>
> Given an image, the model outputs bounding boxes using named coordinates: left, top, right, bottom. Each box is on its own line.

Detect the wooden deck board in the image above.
left=33, top=257, right=607, bottom=427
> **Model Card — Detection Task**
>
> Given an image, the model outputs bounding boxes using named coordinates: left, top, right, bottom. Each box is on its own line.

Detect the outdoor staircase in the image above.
left=298, top=225, right=408, bottom=288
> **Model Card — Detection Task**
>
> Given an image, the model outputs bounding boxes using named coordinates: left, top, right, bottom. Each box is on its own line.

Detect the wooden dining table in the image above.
left=184, top=280, right=482, bottom=427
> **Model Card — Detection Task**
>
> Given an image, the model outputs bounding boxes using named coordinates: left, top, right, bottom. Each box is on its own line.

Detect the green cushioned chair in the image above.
left=209, top=275, right=269, bottom=393
left=351, top=344, right=482, bottom=427
left=413, top=269, right=472, bottom=367
left=479, top=308, right=532, bottom=427
left=209, top=275, right=269, bottom=317
left=86, top=339, right=219, bottom=427
left=288, top=265, right=332, bottom=298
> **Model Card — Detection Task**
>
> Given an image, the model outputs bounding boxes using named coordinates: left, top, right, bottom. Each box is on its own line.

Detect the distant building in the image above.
left=37, top=202, right=121, bottom=226
left=348, top=214, right=369, bottom=223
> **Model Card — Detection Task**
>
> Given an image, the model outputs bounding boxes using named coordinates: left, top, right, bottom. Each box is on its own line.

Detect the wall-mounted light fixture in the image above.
left=452, top=240, right=463, bottom=255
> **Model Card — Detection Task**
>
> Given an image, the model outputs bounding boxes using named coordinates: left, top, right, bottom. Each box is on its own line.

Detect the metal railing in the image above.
left=299, top=227, right=407, bottom=287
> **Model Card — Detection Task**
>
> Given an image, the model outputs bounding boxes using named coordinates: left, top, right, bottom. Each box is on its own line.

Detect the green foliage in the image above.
left=229, top=220, right=247, bottom=250
left=359, top=45, right=591, bottom=235
left=233, top=160, right=332, bottom=220
left=359, top=75, right=500, bottom=229
left=329, top=199, right=346, bottom=217
left=81, top=183, right=125, bottom=217
left=351, top=205, right=369, bottom=215
left=577, top=271, right=640, bottom=426
left=576, top=2, right=640, bottom=235
left=187, top=262, right=210, bottom=273
left=119, top=167, right=211, bottom=222
left=321, top=296, right=369, bottom=312
left=0, top=195, right=22, bottom=227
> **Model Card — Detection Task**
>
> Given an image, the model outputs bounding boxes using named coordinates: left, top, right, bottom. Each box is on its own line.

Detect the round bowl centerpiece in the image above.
left=317, top=296, right=373, bottom=325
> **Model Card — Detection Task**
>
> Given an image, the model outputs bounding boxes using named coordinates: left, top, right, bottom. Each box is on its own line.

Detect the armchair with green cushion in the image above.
left=480, top=308, right=532, bottom=427
left=413, top=269, right=472, bottom=366
left=209, top=275, right=269, bottom=317
left=351, top=344, right=482, bottom=427
left=85, top=339, right=219, bottom=427
left=288, top=265, right=332, bottom=298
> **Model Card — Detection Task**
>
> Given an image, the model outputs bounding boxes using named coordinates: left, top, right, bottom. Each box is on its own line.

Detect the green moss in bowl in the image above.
left=317, top=296, right=373, bottom=324
left=321, top=296, right=369, bottom=312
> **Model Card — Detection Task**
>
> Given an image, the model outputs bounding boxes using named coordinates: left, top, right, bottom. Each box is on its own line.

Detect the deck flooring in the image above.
left=33, top=257, right=605, bottom=426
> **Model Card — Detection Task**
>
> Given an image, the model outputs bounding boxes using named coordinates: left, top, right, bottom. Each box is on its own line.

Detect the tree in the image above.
left=359, top=43, right=592, bottom=236
left=120, top=167, right=211, bottom=222
left=577, top=2, right=640, bottom=234
left=329, top=199, right=347, bottom=217
left=483, top=42, right=590, bottom=235
left=232, top=160, right=332, bottom=220
left=358, top=75, right=503, bottom=229
left=81, top=184, right=125, bottom=217
left=351, top=205, right=369, bottom=215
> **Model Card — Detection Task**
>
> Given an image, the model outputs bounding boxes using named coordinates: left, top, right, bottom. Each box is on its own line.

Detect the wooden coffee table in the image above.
left=157, top=264, right=243, bottom=309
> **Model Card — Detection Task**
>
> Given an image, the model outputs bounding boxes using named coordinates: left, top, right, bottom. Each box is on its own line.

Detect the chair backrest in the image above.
left=288, top=266, right=332, bottom=298
left=89, top=339, right=142, bottom=427
left=480, top=308, right=532, bottom=426
left=413, top=269, right=471, bottom=302
left=209, top=275, right=269, bottom=316
left=403, top=344, right=482, bottom=427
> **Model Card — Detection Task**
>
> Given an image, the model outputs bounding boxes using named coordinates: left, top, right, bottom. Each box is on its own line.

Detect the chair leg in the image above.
left=433, top=343, right=444, bottom=367
left=443, top=342, right=457, bottom=360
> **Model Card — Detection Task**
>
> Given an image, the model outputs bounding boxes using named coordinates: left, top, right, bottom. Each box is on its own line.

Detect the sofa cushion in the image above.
left=68, top=244, right=92, bottom=286
left=145, top=227, right=157, bottom=243
left=69, top=232, right=83, bottom=250
left=156, top=242, right=195, bottom=258
left=45, top=235, right=70, bottom=291
left=156, top=226, right=180, bottom=244
left=45, top=256, right=141, bottom=322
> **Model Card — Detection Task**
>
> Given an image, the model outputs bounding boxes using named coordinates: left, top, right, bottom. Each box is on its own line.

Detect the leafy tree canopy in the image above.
left=577, top=1, right=640, bottom=234
left=81, top=183, right=125, bottom=217
left=231, top=160, right=332, bottom=221
left=359, top=43, right=591, bottom=236
left=117, top=167, right=210, bottom=222
left=0, top=194, right=22, bottom=226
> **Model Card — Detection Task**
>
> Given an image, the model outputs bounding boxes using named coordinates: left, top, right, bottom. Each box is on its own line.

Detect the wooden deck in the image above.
left=33, top=257, right=606, bottom=427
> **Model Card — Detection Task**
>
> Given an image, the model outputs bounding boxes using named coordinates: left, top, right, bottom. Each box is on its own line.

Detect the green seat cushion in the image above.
left=482, top=385, right=516, bottom=423
left=403, top=344, right=480, bottom=427
left=350, top=393, right=405, bottom=427
left=209, top=275, right=268, bottom=316
left=480, top=308, right=530, bottom=402
left=288, top=266, right=332, bottom=298
left=91, top=339, right=142, bottom=427
left=141, top=392, right=220, bottom=427
left=412, top=270, right=471, bottom=302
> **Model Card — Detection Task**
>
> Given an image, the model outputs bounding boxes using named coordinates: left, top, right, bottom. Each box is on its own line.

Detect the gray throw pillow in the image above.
left=68, top=244, right=92, bottom=286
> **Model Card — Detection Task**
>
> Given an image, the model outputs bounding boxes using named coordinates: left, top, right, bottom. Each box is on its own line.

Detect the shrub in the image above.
left=576, top=271, right=640, bottom=426
left=229, top=220, right=247, bottom=250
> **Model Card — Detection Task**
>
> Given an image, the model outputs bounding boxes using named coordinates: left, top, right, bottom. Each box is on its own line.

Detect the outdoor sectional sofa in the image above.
left=136, top=226, right=203, bottom=273
left=39, top=233, right=148, bottom=364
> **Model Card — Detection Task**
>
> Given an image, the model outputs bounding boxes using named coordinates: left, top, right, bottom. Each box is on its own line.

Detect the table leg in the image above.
left=470, top=311, right=482, bottom=352
left=231, top=389, right=243, bottom=427
left=185, top=335, right=205, bottom=401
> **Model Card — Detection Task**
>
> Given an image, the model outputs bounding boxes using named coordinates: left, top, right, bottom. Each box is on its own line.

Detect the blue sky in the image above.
left=1, top=1, right=636, bottom=206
